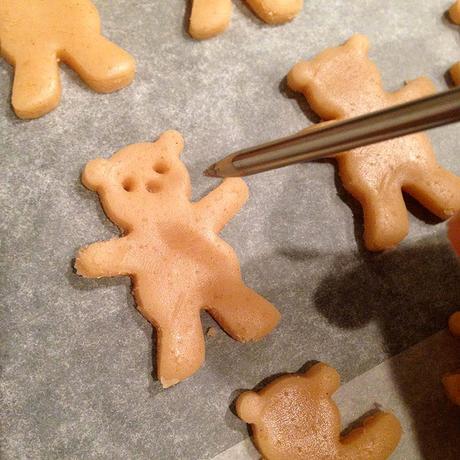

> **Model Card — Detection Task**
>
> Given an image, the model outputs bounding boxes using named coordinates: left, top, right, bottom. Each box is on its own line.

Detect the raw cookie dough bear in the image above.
left=442, top=312, right=460, bottom=405
left=449, top=1, right=460, bottom=85
left=189, top=0, right=303, bottom=40
left=288, top=35, right=460, bottom=251
left=236, top=363, right=402, bottom=460
left=0, top=0, right=136, bottom=119
left=75, top=131, right=280, bottom=388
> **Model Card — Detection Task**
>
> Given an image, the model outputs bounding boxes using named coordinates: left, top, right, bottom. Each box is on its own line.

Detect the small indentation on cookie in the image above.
left=146, top=180, right=161, bottom=193
left=122, top=177, right=135, bottom=191
left=153, top=162, right=169, bottom=174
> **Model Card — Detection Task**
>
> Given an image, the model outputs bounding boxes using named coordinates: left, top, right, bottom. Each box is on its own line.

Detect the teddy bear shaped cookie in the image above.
left=288, top=35, right=460, bottom=251
left=236, top=362, right=402, bottom=460
left=449, top=1, right=460, bottom=85
left=0, top=0, right=135, bottom=119
left=189, top=0, right=303, bottom=39
left=75, top=130, right=280, bottom=388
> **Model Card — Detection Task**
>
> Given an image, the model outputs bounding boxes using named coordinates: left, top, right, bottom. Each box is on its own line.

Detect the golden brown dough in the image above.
left=288, top=35, right=460, bottom=251
left=449, top=1, right=460, bottom=85
left=0, top=0, right=136, bottom=119
left=236, top=363, right=402, bottom=460
left=442, top=312, right=460, bottom=405
left=75, top=131, right=280, bottom=388
left=189, top=0, right=303, bottom=39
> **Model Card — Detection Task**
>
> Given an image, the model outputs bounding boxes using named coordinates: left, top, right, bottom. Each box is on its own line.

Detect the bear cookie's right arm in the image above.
left=75, top=237, right=130, bottom=278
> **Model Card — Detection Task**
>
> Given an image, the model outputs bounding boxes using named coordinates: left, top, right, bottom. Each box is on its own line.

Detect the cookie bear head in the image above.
left=287, top=35, right=383, bottom=119
left=82, top=130, right=190, bottom=229
left=236, top=363, right=342, bottom=459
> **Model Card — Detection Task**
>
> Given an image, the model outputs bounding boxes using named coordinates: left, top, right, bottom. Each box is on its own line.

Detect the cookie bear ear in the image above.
left=82, top=158, right=110, bottom=190
left=156, top=130, right=185, bottom=157
left=304, top=363, right=340, bottom=395
left=287, top=61, right=314, bottom=92
left=236, top=391, right=264, bottom=424
left=346, top=34, right=370, bottom=55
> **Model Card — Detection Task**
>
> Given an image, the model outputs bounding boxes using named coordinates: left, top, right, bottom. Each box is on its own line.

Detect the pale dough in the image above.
left=288, top=35, right=460, bottom=251
left=0, top=0, right=136, bottom=119
left=237, top=363, right=402, bottom=460
left=76, top=131, right=280, bottom=387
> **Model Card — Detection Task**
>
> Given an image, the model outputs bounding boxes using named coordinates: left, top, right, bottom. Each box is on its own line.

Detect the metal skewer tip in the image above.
left=203, top=164, right=220, bottom=177
left=202, top=86, right=460, bottom=178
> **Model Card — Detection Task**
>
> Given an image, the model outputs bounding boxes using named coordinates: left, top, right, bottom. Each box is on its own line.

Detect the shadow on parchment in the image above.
left=237, top=240, right=460, bottom=458
left=312, top=241, right=460, bottom=459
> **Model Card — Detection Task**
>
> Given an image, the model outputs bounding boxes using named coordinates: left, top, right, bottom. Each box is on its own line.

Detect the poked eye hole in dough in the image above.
left=122, top=177, right=136, bottom=192
left=152, top=161, right=169, bottom=174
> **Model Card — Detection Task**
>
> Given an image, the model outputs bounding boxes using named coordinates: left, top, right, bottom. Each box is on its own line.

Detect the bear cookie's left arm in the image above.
left=75, top=237, right=131, bottom=278
left=194, top=178, right=249, bottom=233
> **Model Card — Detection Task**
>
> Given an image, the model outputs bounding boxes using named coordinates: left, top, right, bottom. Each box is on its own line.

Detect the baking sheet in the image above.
left=1, top=1, right=460, bottom=459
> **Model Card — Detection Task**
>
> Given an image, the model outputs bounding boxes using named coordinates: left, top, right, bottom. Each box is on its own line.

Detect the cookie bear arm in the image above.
left=340, top=412, right=402, bottom=460
left=62, top=34, right=135, bottom=93
left=75, top=237, right=131, bottom=278
left=390, top=77, right=436, bottom=105
left=194, top=178, right=249, bottom=233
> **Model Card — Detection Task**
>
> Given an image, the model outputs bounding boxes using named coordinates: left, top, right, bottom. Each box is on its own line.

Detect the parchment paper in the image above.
left=1, top=1, right=460, bottom=458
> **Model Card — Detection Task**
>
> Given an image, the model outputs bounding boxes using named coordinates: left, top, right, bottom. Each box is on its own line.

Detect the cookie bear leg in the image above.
left=340, top=412, right=402, bottom=460
left=404, top=168, right=460, bottom=220
left=156, top=310, right=205, bottom=388
left=62, top=34, right=135, bottom=93
left=12, top=53, right=61, bottom=119
left=245, top=0, right=303, bottom=24
left=189, top=0, right=232, bottom=40
left=361, top=188, right=409, bottom=251
left=208, top=284, right=280, bottom=342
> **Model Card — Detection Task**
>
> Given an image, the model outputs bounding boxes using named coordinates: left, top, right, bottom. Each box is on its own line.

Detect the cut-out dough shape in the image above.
left=236, top=362, right=402, bottom=460
left=0, top=0, right=136, bottom=119
left=75, top=131, right=280, bottom=388
left=448, top=212, right=460, bottom=256
left=449, top=1, right=460, bottom=85
left=442, top=312, right=460, bottom=405
left=288, top=35, right=460, bottom=251
left=189, top=0, right=303, bottom=40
